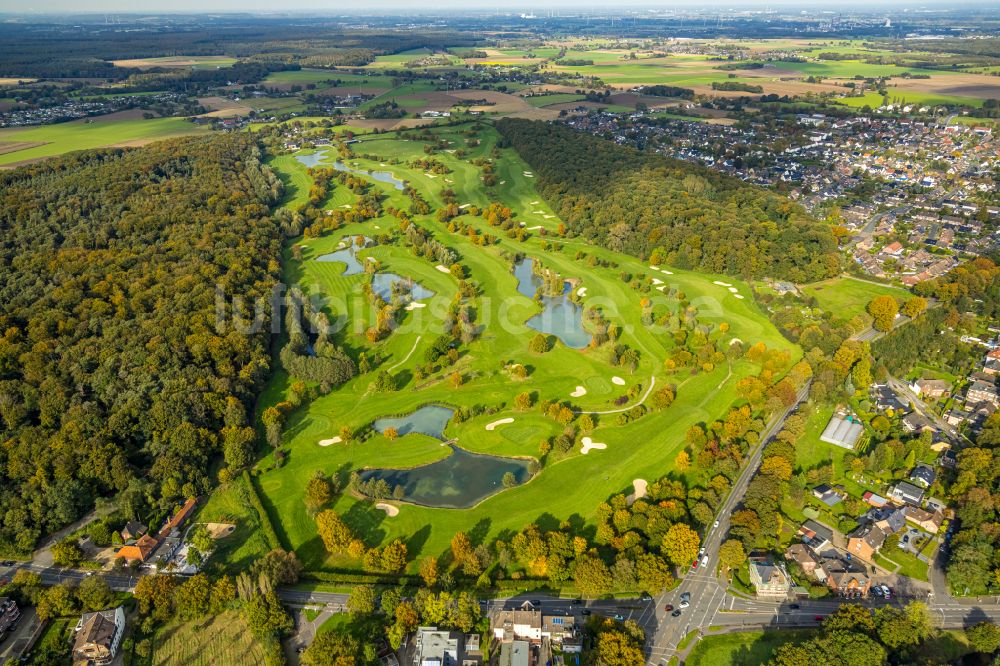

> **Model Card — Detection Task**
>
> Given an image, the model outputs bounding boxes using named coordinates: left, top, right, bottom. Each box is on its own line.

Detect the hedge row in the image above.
left=240, top=470, right=282, bottom=551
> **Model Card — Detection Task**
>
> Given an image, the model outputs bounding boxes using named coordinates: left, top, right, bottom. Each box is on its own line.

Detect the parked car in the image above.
left=872, top=587, right=883, bottom=597
left=713, top=520, right=720, bottom=528
left=664, top=604, right=674, bottom=612
left=571, top=599, right=582, bottom=605
left=641, top=592, right=652, bottom=601
left=789, top=604, right=800, bottom=610
left=581, top=610, right=591, bottom=616
left=690, top=559, right=698, bottom=571
left=814, top=615, right=824, bottom=621
left=679, top=599, right=690, bottom=609
left=613, top=614, right=625, bottom=621
left=671, top=609, right=682, bottom=617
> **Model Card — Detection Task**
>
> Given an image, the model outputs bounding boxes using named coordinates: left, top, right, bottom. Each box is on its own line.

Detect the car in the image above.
left=690, top=560, right=698, bottom=571
left=0, top=560, right=13, bottom=567
left=297, top=646, right=306, bottom=654
left=664, top=604, right=674, bottom=612
left=641, top=592, right=652, bottom=601
left=713, top=520, right=720, bottom=528
left=571, top=599, right=582, bottom=605
left=814, top=615, right=824, bottom=621
left=680, top=592, right=691, bottom=601
left=789, top=604, right=800, bottom=610
left=872, top=587, right=883, bottom=597
left=581, top=610, right=591, bottom=616
left=671, top=609, right=682, bottom=617
left=902, top=535, right=909, bottom=544
left=698, top=547, right=706, bottom=557
left=701, top=555, right=709, bottom=568
left=679, top=600, right=690, bottom=609
left=613, top=614, right=625, bottom=621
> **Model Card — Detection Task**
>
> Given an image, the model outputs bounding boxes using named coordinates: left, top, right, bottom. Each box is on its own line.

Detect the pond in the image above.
left=360, top=445, right=532, bottom=509
left=293, top=150, right=406, bottom=190
left=371, top=273, right=435, bottom=302
left=513, top=258, right=591, bottom=349
left=372, top=405, right=455, bottom=440
left=314, top=236, right=373, bottom=276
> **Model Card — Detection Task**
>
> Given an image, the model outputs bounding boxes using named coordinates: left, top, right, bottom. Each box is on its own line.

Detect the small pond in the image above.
left=360, top=445, right=532, bottom=509
left=293, top=150, right=406, bottom=190
left=513, top=258, right=591, bottom=349
left=371, top=273, right=435, bottom=301
left=372, top=405, right=454, bottom=440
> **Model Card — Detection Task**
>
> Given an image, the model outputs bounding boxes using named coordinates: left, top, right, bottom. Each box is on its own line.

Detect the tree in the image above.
left=674, top=450, right=690, bottom=471
left=316, top=510, right=356, bottom=554
left=252, top=549, right=303, bottom=585
left=966, top=621, right=1000, bottom=654
left=36, top=582, right=77, bottom=621
left=51, top=538, right=84, bottom=567
left=222, top=425, right=256, bottom=471
left=420, top=556, right=440, bottom=588
left=134, top=575, right=179, bottom=622
left=383, top=427, right=399, bottom=441
left=305, top=472, right=335, bottom=514
left=379, top=539, right=408, bottom=572
left=302, top=630, right=360, bottom=666
left=502, top=471, right=517, bottom=488
left=451, top=532, right=474, bottom=569
left=174, top=573, right=211, bottom=620
left=595, top=629, right=645, bottom=666
left=514, top=392, right=534, bottom=410
left=188, top=524, right=213, bottom=554
left=346, top=585, right=377, bottom=615
left=244, top=590, right=293, bottom=639
left=717, top=540, right=745, bottom=575
left=573, top=556, right=612, bottom=597
left=77, top=574, right=113, bottom=612
left=528, top=333, right=550, bottom=353
left=901, top=297, right=927, bottom=318
left=867, top=295, right=899, bottom=332
left=661, top=523, right=700, bottom=567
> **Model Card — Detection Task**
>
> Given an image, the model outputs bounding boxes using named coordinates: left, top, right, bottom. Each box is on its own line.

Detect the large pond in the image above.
left=513, top=258, right=591, bottom=349
left=315, top=236, right=373, bottom=276
left=294, top=150, right=406, bottom=190
left=365, top=406, right=533, bottom=507
left=371, top=273, right=435, bottom=301
left=361, top=445, right=532, bottom=509
left=372, top=405, right=454, bottom=440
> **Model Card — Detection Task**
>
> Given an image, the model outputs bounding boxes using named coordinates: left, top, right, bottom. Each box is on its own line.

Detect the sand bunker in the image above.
left=571, top=386, right=587, bottom=397
left=366, top=257, right=377, bottom=263
left=485, top=417, right=515, bottom=431
left=734, top=294, right=745, bottom=299
left=650, top=265, right=660, bottom=270
left=661, top=270, right=674, bottom=275
left=611, top=376, right=626, bottom=386
left=652, top=278, right=663, bottom=285
left=713, top=281, right=733, bottom=287
left=728, top=287, right=738, bottom=293
left=626, top=479, right=648, bottom=505
left=525, top=225, right=542, bottom=230
left=375, top=503, right=399, bottom=517
left=435, top=265, right=451, bottom=273
left=656, top=286, right=666, bottom=291
left=318, top=436, right=342, bottom=447
left=580, top=437, right=607, bottom=454
left=577, top=287, right=587, bottom=297
left=530, top=201, right=539, bottom=204
left=459, top=203, right=471, bottom=209
left=206, top=523, right=236, bottom=539
left=405, top=302, right=427, bottom=310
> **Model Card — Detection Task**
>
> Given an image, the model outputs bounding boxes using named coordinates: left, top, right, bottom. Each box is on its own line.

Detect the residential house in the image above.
left=908, top=464, right=937, bottom=489
left=541, top=615, right=577, bottom=647
left=114, top=533, right=158, bottom=564
left=114, top=497, right=197, bottom=566
left=0, top=597, right=21, bottom=633
left=938, top=449, right=958, bottom=470
left=120, top=521, right=147, bottom=542
left=912, top=379, right=951, bottom=399
left=871, top=507, right=907, bottom=536
left=882, top=241, right=905, bottom=256
left=785, top=544, right=823, bottom=579
left=863, top=491, right=888, bottom=508
left=903, top=506, right=944, bottom=534
left=967, top=380, right=999, bottom=407
left=902, top=412, right=935, bottom=433
left=413, top=627, right=463, bottom=666
left=798, top=519, right=834, bottom=552
left=847, top=523, right=886, bottom=562
left=811, top=484, right=843, bottom=506
left=498, top=641, right=531, bottom=666
left=492, top=610, right=542, bottom=643
left=747, top=560, right=791, bottom=600
left=888, top=481, right=925, bottom=506
left=73, top=606, right=126, bottom=666
left=822, top=557, right=872, bottom=597
left=819, top=413, right=864, bottom=450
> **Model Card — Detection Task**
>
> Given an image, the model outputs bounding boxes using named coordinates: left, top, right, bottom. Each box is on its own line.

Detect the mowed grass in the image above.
left=686, top=630, right=817, bottom=666
left=800, top=276, right=908, bottom=322
left=524, top=93, right=586, bottom=107
left=154, top=610, right=267, bottom=666
left=0, top=115, right=207, bottom=166
left=250, top=122, right=797, bottom=572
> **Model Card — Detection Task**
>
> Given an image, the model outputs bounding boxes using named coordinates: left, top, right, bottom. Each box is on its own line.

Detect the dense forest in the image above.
left=497, top=119, right=841, bottom=282
left=0, top=134, right=283, bottom=554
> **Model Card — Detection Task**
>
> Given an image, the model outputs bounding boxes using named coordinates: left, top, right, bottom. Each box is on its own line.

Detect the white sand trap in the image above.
left=375, top=503, right=399, bottom=517
left=318, top=436, right=342, bottom=447
left=728, top=287, right=738, bottom=293
left=577, top=287, right=587, bottom=297
left=626, top=478, right=648, bottom=505
left=459, top=203, right=471, bottom=209
left=373, top=225, right=381, bottom=229
left=661, top=270, right=674, bottom=275
left=380, top=163, right=386, bottom=166
left=713, top=280, right=732, bottom=287
left=524, top=174, right=534, bottom=178
left=341, top=204, right=352, bottom=209
left=730, top=338, right=743, bottom=346
left=543, top=215, right=555, bottom=219
left=499, top=180, right=506, bottom=184
left=734, top=294, right=745, bottom=299
left=571, top=386, right=587, bottom=397
left=445, top=179, right=453, bottom=183
left=580, top=437, right=607, bottom=454
left=425, top=173, right=437, bottom=178
left=530, top=201, right=539, bottom=205
left=485, top=417, right=515, bottom=431
left=526, top=225, right=543, bottom=230
left=652, top=278, right=663, bottom=285
left=405, top=302, right=427, bottom=310
left=611, top=376, right=626, bottom=386
left=337, top=242, right=346, bottom=249
left=366, top=257, right=377, bottom=263
left=656, top=285, right=666, bottom=291
left=435, top=265, right=451, bottom=273
left=533, top=210, right=545, bottom=214
left=650, top=265, right=660, bottom=270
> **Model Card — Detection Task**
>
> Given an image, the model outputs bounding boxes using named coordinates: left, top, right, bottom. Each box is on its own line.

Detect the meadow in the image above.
left=153, top=610, right=267, bottom=666
left=0, top=113, right=207, bottom=166
left=237, top=120, right=798, bottom=572
left=800, top=276, right=909, bottom=322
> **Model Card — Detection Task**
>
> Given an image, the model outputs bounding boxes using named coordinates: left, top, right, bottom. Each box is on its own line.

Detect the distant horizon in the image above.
left=2, top=0, right=999, bottom=17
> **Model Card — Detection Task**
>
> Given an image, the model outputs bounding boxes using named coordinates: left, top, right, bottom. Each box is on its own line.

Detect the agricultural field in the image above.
left=0, top=111, right=207, bottom=166
left=153, top=610, right=268, bottom=666
left=249, top=121, right=797, bottom=572
left=110, top=55, right=237, bottom=69
left=800, top=276, right=909, bottom=323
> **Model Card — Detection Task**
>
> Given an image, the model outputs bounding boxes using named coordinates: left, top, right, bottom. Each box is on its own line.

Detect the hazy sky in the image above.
left=1, top=0, right=994, bottom=14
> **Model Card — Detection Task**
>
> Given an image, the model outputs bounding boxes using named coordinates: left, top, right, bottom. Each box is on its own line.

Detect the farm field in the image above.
left=153, top=610, right=267, bottom=666
left=111, top=55, right=236, bottom=69
left=800, top=276, right=909, bottom=322
left=248, top=120, right=798, bottom=572
left=0, top=112, right=207, bottom=166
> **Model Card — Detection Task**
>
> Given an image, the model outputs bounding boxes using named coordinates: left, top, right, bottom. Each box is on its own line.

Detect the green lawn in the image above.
left=0, top=115, right=207, bottom=166
left=524, top=93, right=586, bottom=108
left=800, top=276, right=909, bottom=322
left=686, top=629, right=817, bottom=666
left=235, top=122, right=797, bottom=573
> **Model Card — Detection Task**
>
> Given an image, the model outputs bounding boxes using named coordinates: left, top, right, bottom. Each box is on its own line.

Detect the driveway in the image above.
left=284, top=605, right=336, bottom=665
left=0, top=606, right=39, bottom=662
